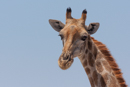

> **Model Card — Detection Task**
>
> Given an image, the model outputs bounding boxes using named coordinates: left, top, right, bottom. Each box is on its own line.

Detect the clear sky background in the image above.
left=0, top=0, right=130, bottom=87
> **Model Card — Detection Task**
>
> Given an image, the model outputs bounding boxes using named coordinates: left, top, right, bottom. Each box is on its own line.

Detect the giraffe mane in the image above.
left=91, top=37, right=127, bottom=87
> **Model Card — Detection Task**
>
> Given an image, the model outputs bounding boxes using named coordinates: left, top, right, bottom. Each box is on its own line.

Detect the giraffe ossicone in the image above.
left=49, top=7, right=127, bottom=87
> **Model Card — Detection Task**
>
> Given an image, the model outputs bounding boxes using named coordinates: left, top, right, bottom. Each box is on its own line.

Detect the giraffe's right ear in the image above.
left=49, top=19, right=65, bottom=32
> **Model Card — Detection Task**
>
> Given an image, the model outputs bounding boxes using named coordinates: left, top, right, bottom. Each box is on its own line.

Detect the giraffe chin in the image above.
left=58, top=57, right=74, bottom=70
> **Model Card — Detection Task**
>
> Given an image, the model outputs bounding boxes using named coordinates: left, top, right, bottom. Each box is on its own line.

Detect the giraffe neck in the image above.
left=78, top=36, right=120, bottom=87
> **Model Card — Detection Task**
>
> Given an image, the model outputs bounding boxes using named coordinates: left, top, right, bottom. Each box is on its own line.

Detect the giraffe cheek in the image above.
left=72, top=47, right=81, bottom=57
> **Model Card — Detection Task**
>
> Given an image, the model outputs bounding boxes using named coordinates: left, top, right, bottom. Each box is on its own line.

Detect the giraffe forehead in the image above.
left=64, top=25, right=86, bottom=35
left=66, top=18, right=83, bottom=24
left=65, top=26, right=79, bottom=38
left=66, top=18, right=78, bottom=24
left=70, top=25, right=76, bottom=30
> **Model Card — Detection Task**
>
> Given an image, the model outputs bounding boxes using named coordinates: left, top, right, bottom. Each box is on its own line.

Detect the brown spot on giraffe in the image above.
left=85, top=68, right=90, bottom=75
left=88, top=40, right=92, bottom=50
left=85, top=49, right=88, bottom=54
left=93, top=46, right=97, bottom=58
left=95, top=59, right=103, bottom=73
left=93, top=70, right=98, bottom=86
left=88, top=52, right=94, bottom=67
left=83, top=59, right=88, bottom=67
left=100, top=76, right=106, bottom=87
left=89, top=77, right=95, bottom=87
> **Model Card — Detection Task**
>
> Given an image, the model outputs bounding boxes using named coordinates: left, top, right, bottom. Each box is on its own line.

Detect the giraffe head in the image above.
left=49, top=8, right=100, bottom=70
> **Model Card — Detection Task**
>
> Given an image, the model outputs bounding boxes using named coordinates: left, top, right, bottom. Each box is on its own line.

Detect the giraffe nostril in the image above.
left=68, top=58, right=72, bottom=61
left=63, top=56, right=69, bottom=60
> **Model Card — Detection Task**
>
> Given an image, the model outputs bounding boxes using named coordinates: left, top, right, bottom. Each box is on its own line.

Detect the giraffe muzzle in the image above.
left=58, top=53, right=74, bottom=70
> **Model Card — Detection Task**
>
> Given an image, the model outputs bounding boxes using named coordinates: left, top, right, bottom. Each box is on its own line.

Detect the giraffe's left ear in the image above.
left=85, top=23, right=100, bottom=35
left=49, top=19, right=65, bottom=32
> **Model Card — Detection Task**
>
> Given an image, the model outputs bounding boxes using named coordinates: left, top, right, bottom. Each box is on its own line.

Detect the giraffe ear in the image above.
left=85, top=23, right=100, bottom=35
left=49, top=19, right=65, bottom=32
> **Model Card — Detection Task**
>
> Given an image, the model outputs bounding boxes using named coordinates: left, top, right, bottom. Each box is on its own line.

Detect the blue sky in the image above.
left=0, top=0, right=130, bottom=87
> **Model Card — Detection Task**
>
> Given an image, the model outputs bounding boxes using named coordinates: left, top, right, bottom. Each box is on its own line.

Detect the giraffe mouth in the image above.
left=66, top=57, right=73, bottom=63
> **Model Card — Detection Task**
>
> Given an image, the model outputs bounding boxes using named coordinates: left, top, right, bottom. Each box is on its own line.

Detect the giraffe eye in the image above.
left=81, top=36, right=87, bottom=41
left=58, top=34, right=64, bottom=40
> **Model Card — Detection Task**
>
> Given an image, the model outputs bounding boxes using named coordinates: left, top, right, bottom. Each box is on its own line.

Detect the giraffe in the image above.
left=49, top=8, right=127, bottom=87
